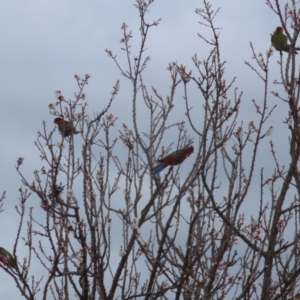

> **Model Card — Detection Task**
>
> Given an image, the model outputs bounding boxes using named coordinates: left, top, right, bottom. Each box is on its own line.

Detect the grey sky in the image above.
left=0, top=0, right=291, bottom=298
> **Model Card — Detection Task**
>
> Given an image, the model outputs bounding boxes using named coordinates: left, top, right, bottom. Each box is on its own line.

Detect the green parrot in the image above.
left=54, top=117, right=82, bottom=137
left=0, top=247, right=15, bottom=267
left=271, top=26, right=300, bottom=54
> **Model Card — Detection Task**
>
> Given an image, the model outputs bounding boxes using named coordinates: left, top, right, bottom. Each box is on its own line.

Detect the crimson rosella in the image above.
left=54, top=117, right=82, bottom=137
left=152, top=145, right=194, bottom=175
left=271, top=26, right=300, bottom=54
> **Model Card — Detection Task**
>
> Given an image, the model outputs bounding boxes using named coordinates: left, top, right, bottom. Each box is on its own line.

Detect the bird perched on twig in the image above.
left=271, top=26, right=300, bottom=54
left=54, top=117, right=82, bottom=137
left=0, top=247, right=16, bottom=267
left=152, top=145, right=194, bottom=175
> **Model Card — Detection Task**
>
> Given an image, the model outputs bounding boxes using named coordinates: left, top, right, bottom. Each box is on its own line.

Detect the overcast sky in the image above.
left=0, top=0, right=292, bottom=298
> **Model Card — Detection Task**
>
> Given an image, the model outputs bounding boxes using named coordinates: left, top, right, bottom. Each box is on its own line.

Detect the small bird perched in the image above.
left=152, top=145, right=194, bottom=175
left=0, top=247, right=15, bottom=267
left=54, top=117, right=82, bottom=137
left=271, top=26, right=300, bottom=54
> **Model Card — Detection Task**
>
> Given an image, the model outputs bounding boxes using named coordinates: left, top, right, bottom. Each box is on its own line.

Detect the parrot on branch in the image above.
left=0, top=247, right=15, bottom=267
left=54, top=117, right=82, bottom=137
left=271, top=26, right=300, bottom=54
left=151, top=145, right=194, bottom=175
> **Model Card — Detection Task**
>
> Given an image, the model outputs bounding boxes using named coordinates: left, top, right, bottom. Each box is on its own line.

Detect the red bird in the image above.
left=152, top=145, right=194, bottom=175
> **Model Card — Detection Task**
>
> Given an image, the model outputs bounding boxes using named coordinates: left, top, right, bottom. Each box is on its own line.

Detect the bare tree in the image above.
left=2, top=0, right=300, bottom=299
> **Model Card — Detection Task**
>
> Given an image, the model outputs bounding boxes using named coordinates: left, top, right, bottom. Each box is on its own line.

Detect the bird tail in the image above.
left=151, top=162, right=165, bottom=175
left=284, top=45, right=299, bottom=54
left=63, top=130, right=82, bottom=137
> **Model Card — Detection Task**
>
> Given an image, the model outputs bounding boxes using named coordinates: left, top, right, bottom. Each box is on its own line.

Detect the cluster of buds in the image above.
left=54, top=90, right=64, bottom=101
left=16, top=157, right=24, bottom=167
